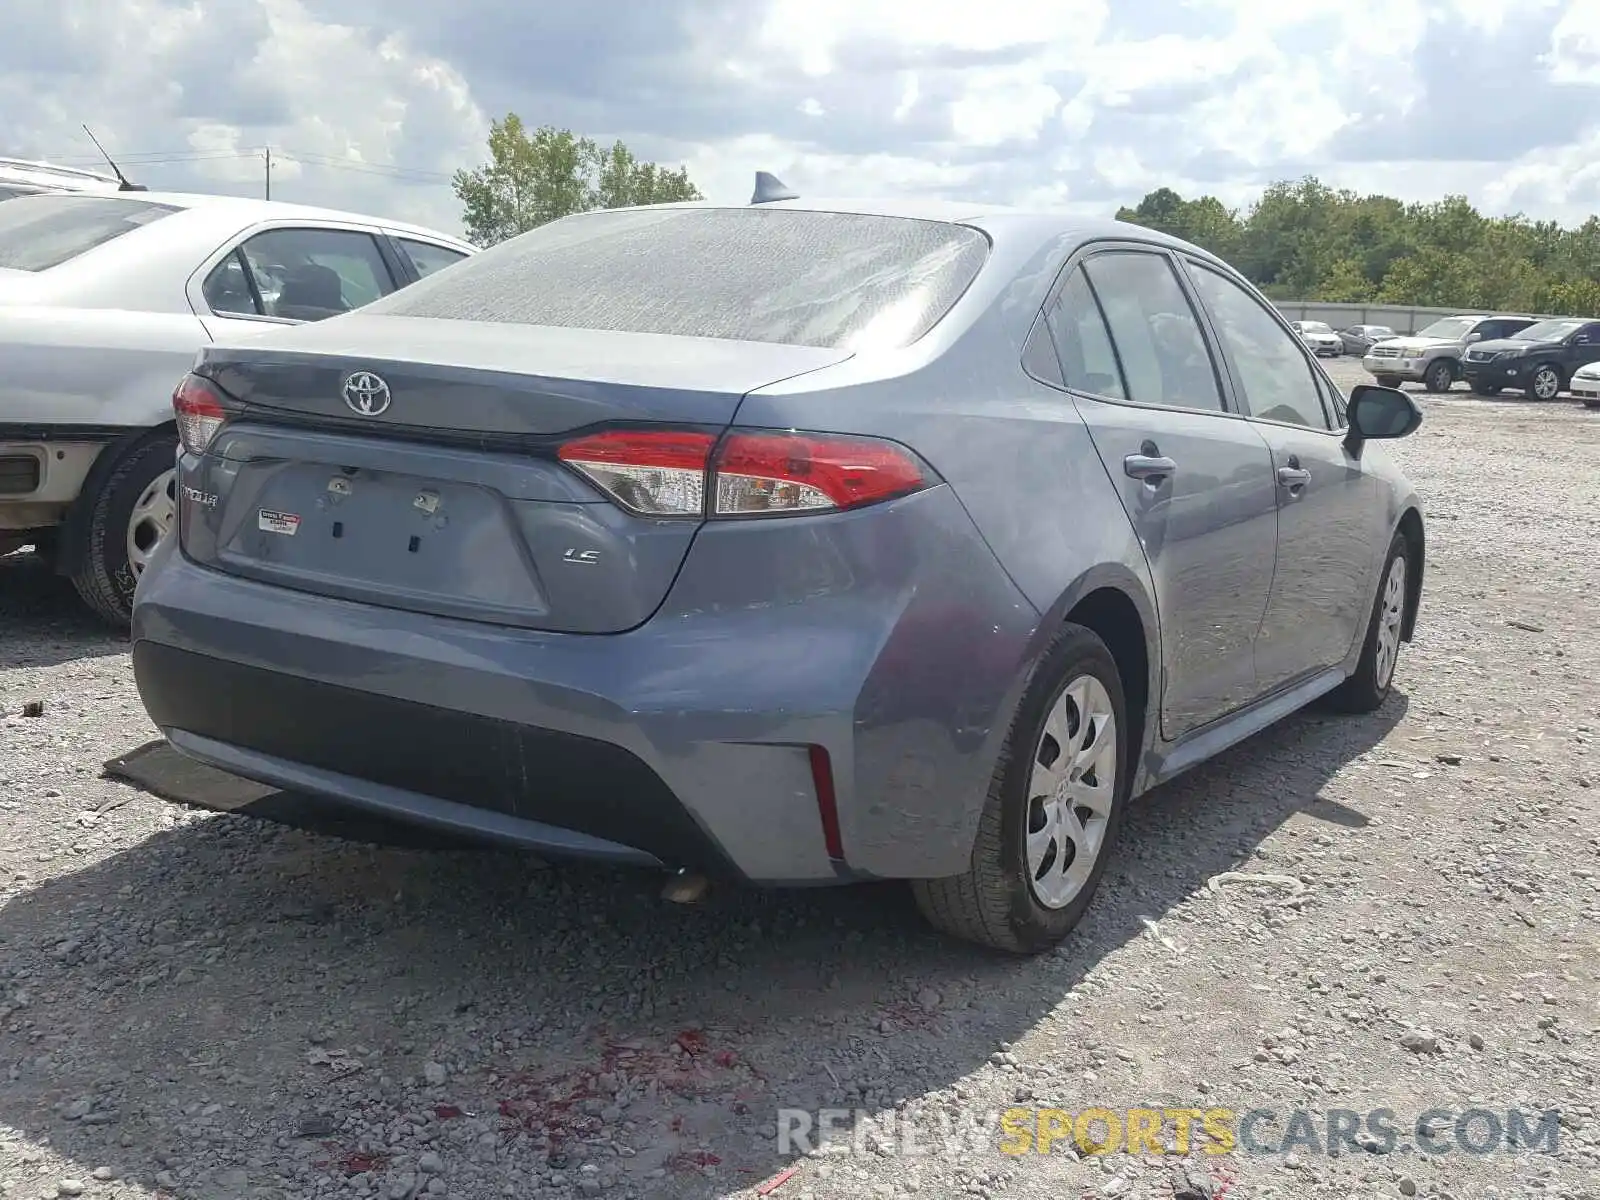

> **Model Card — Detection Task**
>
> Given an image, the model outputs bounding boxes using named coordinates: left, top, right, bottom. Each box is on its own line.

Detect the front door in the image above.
left=1181, top=258, right=1384, bottom=690
left=1046, top=249, right=1280, bottom=740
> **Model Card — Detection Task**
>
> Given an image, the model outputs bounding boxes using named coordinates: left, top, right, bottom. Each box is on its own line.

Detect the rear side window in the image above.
left=203, top=227, right=399, bottom=322
left=372, top=207, right=990, bottom=351
left=398, top=238, right=469, bottom=280
left=0, top=194, right=179, bottom=271
left=1047, top=267, right=1127, bottom=400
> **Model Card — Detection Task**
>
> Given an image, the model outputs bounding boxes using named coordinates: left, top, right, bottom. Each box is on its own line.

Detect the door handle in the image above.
left=1124, top=454, right=1177, bottom=481
left=1277, top=466, right=1311, bottom=488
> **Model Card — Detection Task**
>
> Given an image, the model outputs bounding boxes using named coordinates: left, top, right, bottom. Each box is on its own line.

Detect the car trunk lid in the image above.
left=180, top=316, right=851, bottom=632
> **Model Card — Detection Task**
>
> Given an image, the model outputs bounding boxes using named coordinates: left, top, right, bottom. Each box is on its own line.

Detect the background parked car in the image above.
left=0, top=190, right=475, bottom=625
left=0, top=156, right=126, bottom=201
left=1288, top=319, right=1342, bottom=356
left=1339, top=324, right=1395, bottom=356
left=1571, top=361, right=1600, bottom=408
left=1363, top=313, right=1536, bottom=392
left=1460, top=316, right=1600, bottom=399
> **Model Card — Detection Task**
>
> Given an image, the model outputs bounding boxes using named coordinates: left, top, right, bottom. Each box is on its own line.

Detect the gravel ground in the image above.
left=1, top=360, right=1597, bottom=1200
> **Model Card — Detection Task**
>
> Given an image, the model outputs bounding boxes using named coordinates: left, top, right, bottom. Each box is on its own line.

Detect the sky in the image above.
left=5, top=0, right=1600, bottom=241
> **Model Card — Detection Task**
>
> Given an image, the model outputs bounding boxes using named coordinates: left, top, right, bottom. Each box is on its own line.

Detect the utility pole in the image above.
left=264, top=146, right=272, bottom=200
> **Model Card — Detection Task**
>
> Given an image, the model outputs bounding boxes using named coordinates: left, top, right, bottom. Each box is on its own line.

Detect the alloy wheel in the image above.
left=1025, top=674, right=1117, bottom=909
left=1374, top=554, right=1407, bottom=691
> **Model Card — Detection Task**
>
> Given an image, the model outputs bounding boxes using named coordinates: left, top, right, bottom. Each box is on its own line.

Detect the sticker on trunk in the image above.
left=258, top=508, right=301, bottom=536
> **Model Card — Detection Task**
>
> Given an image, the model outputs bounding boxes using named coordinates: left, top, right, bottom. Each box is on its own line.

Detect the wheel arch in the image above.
left=1396, top=506, right=1424, bottom=642
left=1029, top=564, right=1160, bottom=784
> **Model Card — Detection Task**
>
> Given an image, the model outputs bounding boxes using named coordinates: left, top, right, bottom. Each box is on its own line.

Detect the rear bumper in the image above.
left=131, top=484, right=1041, bottom=883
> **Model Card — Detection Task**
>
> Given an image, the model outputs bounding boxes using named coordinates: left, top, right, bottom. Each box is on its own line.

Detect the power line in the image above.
left=35, top=145, right=457, bottom=184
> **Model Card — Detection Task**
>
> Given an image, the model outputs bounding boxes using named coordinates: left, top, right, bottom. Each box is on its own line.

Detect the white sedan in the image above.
left=0, top=190, right=475, bottom=624
left=1289, top=320, right=1344, bottom=357
left=1572, top=361, right=1600, bottom=408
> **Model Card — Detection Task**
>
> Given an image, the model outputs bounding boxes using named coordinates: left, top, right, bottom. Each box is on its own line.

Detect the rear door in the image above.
left=1180, top=257, right=1385, bottom=690
left=1047, top=247, right=1279, bottom=740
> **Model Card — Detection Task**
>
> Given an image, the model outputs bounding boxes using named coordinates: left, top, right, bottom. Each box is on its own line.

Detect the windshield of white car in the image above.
left=0, top=194, right=180, bottom=271
left=1414, top=318, right=1477, bottom=340
left=1300, top=321, right=1332, bottom=333
left=1511, top=319, right=1585, bottom=342
left=372, top=206, right=993, bottom=351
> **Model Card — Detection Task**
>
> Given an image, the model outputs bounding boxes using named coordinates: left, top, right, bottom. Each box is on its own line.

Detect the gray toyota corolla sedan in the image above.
left=131, top=190, right=1426, bottom=954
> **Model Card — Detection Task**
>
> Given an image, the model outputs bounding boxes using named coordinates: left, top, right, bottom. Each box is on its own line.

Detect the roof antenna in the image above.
left=81, top=124, right=146, bottom=191
left=751, top=171, right=798, bottom=204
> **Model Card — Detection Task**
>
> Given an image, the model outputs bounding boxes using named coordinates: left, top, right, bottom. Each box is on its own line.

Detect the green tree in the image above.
left=1114, top=176, right=1600, bottom=318
left=452, top=113, right=703, bottom=246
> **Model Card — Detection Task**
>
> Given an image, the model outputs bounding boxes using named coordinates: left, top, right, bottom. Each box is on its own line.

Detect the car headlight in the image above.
left=1494, top=351, right=1518, bottom=362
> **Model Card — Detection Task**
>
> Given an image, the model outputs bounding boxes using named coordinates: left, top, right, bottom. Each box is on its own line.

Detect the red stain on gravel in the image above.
left=493, top=1030, right=753, bottom=1151
left=668, top=1150, right=722, bottom=1171
left=334, top=1150, right=390, bottom=1177
left=433, top=1104, right=463, bottom=1120
left=674, top=1029, right=710, bottom=1056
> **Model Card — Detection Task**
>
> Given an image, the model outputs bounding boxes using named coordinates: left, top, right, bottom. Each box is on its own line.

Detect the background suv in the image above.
left=1460, top=317, right=1600, bottom=399
left=1363, top=314, right=1536, bottom=392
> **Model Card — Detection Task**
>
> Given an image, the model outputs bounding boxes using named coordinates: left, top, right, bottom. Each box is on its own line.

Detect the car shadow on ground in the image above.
left=0, top=674, right=1409, bottom=1197
left=0, top=549, right=126, bottom=669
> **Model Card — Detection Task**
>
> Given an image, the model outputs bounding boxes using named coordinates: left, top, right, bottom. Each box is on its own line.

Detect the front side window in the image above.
left=0, top=194, right=179, bottom=271
left=1186, top=262, right=1331, bottom=429
left=1077, top=252, right=1223, bottom=412
left=371, top=206, right=990, bottom=351
left=202, top=227, right=398, bottom=322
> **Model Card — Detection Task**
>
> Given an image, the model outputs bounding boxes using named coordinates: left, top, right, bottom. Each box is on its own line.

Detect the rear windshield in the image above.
left=0, top=194, right=180, bottom=271
left=372, top=206, right=991, bottom=351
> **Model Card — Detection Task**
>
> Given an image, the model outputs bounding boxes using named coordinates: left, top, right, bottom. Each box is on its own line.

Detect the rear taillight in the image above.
left=557, top=430, right=717, bottom=516
left=557, top=428, right=933, bottom=518
left=714, top=431, right=928, bottom=515
left=173, top=374, right=230, bottom=454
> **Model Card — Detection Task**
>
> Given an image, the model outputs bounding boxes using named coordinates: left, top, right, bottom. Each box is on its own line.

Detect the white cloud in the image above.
left=4, top=0, right=1599, bottom=238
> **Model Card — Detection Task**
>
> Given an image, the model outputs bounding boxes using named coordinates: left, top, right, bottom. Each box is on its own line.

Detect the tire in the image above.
left=69, top=436, right=178, bottom=628
left=912, top=624, right=1131, bottom=954
left=1525, top=364, right=1561, bottom=401
left=1326, top=534, right=1409, bottom=714
left=1375, top=374, right=1402, bottom=388
left=1423, top=359, right=1455, bottom=393
left=1471, top=383, right=1502, bottom=396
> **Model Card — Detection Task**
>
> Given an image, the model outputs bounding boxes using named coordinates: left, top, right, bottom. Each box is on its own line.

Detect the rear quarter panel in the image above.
left=0, top=306, right=207, bottom=428
left=736, top=243, right=1163, bottom=806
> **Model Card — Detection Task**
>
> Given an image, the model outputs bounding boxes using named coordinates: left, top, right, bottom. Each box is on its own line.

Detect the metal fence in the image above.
left=1269, top=300, right=1561, bottom=335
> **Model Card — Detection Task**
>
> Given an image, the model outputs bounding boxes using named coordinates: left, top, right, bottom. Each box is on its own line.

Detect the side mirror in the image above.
left=1345, top=384, right=1423, bottom=456
left=1466, top=332, right=1482, bottom=343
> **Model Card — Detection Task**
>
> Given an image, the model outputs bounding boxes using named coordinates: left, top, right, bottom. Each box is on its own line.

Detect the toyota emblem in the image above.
left=342, top=371, right=392, bottom=416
